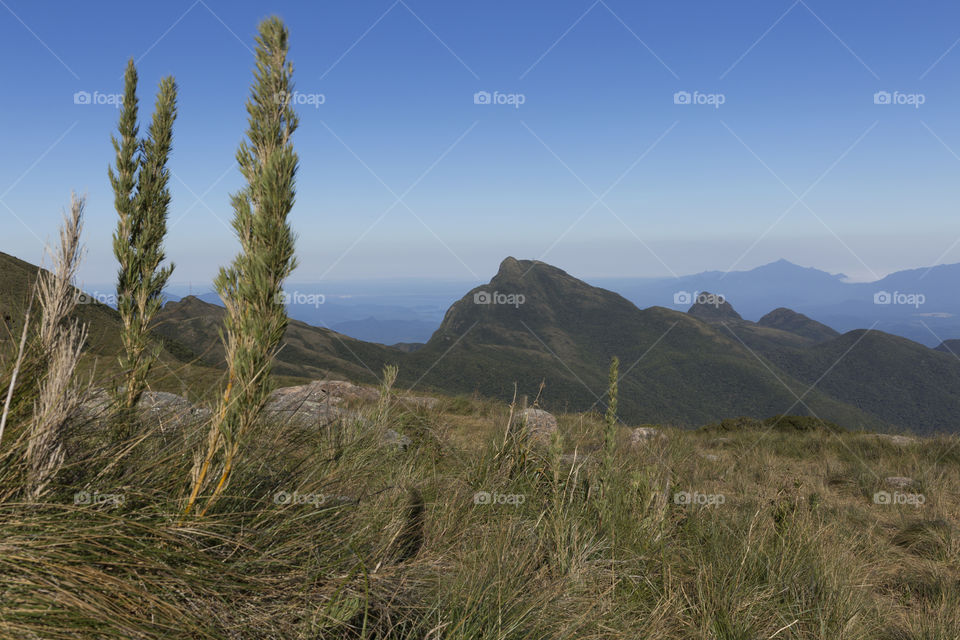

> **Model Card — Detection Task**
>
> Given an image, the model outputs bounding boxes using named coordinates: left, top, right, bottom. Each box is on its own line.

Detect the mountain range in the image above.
left=153, top=256, right=959, bottom=434
left=596, top=258, right=960, bottom=348
left=5, top=250, right=959, bottom=434
left=135, top=258, right=960, bottom=348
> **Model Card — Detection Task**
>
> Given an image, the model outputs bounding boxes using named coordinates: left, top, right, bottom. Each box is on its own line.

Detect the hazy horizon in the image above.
left=4, top=1, right=960, bottom=284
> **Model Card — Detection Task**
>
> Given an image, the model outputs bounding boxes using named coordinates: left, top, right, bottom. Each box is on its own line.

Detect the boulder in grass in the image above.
left=138, top=391, right=211, bottom=433
left=885, top=476, right=915, bottom=490
left=876, top=434, right=916, bottom=447
left=401, top=395, right=439, bottom=410
left=630, top=427, right=665, bottom=445
left=75, top=388, right=209, bottom=433
left=520, top=407, right=558, bottom=443
left=382, top=428, right=412, bottom=451
left=312, top=380, right=379, bottom=405
left=261, top=380, right=379, bottom=429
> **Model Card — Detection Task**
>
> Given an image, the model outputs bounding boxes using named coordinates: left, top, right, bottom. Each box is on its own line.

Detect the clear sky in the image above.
left=2, top=0, right=960, bottom=286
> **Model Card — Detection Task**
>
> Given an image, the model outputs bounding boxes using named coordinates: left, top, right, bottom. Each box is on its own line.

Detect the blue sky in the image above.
left=2, top=0, right=960, bottom=286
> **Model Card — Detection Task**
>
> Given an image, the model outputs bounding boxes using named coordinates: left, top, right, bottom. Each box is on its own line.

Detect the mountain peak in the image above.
left=758, top=307, right=839, bottom=342
left=687, top=292, right=743, bottom=322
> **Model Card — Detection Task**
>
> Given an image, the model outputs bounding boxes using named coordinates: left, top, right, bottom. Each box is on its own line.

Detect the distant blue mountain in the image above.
left=82, top=260, right=960, bottom=347
left=593, top=260, right=960, bottom=347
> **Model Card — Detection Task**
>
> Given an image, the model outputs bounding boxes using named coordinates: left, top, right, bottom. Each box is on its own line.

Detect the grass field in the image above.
left=1, top=387, right=958, bottom=639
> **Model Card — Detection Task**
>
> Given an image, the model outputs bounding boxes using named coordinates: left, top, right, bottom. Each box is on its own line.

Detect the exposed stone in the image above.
left=700, top=453, right=720, bottom=462
left=75, top=388, right=209, bottom=433
left=520, top=407, right=558, bottom=442
left=382, top=428, right=412, bottom=451
left=401, top=395, right=439, bottom=410
left=630, top=427, right=666, bottom=445
left=876, top=434, right=916, bottom=447
left=138, top=391, right=211, bottom=433
left=560, top=451, right=590, bottom=465
left=262, top=380, right=377, bottom=428
left=310, top=380, right=379, bottom=404
left=885, top=476, right=914, bottom=490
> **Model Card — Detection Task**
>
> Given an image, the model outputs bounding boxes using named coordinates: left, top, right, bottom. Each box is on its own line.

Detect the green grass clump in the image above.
left=2, top=385, right=959, bottom=638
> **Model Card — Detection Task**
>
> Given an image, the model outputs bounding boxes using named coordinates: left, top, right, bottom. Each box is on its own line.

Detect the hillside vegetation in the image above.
left=0, top=388, right=958, bottom=639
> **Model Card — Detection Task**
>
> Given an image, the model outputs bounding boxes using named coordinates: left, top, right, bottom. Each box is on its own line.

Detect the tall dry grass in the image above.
left=24, top=193, right=89, bottom=500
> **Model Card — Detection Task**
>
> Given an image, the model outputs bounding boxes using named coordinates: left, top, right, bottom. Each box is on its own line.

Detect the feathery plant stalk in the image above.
left=25, top=193, right=88, bottom=500
left=375, top=364, right=399, bottom=426
left=110, top=59, right=177, bottom=433
left=602, top=355, right=619, bottom=481
left=184, top=16, right=299, bottom=517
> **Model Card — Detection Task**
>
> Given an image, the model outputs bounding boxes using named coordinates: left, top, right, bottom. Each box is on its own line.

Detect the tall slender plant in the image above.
left=602, top=355, right=619, bottom=480
left=185, top=16, right=298, bottom=516
left=25, top=193, right=88, bottom=500
left=110, top=59, right=177, bottom=434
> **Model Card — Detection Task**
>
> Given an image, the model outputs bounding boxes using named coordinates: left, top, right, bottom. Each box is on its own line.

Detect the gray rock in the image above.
left=520, top=408, right=558, bottom=442
left=382, top=428, right=412, bottom=451
left=138, top=391, right=211, bottom=433
left=630, top=427, right=665, bottom=445
left=876, top=434, right=916, bottom=447
left=75, top=388, right=209, bottom=433
left=262, top=380, right=377, bottom=428
left=885, top=476, right=914, bottom=489
left=560, top=451, right=590, bottom=465
left=401, top=395, right=439, bottom=410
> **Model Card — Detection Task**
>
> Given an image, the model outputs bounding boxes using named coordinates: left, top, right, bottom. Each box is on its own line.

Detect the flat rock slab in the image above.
left=885, top=476, right=915, bottom=489
left=382, top=428, right=412, bottom=451
left=400, top=396, right=439, bottom=410
left=76, top=388, right=210, bottom=433
left=261, top=380, right=377, bottom=428
left=138, top=391, right=211, bottom=432
left=876, top=434, right=916, bottom=447
left=630, top=427, right=666, bottom=445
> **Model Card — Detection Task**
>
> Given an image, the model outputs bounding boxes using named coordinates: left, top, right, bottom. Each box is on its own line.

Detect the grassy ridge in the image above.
left=1, top=392, right=958, bottom=639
